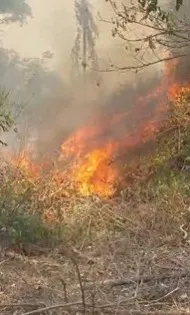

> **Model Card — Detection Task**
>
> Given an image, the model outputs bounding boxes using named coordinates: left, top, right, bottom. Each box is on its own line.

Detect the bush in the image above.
left=0, top=212, right=50, bottom=245
left=0, top=90, right=14, bottom=146
left=0, top=86, right=189, bottom=250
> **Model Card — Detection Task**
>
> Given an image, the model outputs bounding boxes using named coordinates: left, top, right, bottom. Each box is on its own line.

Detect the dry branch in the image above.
left=71, top=258, right=87, bottom=315
left=20, top=302, right=82, bottom=315
left=83, top=270, right=190, bottom=289
left=19, top=303, right=190, bottom=315
left=0, top=303, right=45, bottom=309
left=94, top=53, right=190, bottom=72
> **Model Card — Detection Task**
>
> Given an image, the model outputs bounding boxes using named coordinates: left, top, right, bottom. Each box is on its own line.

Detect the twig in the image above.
left=59, top=278, right=69, bottom=303
left=84, top=271, right=190, bottom=289
left=80, top=216, right=92, bottom=250
left=90, top=288, right=96, bottom=315
left=20, top=302, right=82, bottom=315
left=92, top=53, right=190, bottom=73
left=97, top=311, right=190, bottom=315
left=72, top=258, right=87, bottom=315
left=178, top=125, right=181, bottom=153
left=152, top=287, right=179, bottom=303
left=0, top=303, right=46, bottom=309
left=5, top=299, right=190, bottom=315
left=0, top=256, right=15, bottom=265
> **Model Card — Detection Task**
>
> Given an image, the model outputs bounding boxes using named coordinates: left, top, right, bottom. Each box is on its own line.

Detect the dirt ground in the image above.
left=1, top=237, right=190, bottom=315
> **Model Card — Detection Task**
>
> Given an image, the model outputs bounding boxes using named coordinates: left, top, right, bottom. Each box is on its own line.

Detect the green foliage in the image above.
left=119, top=87, right=190, bottom=204
left=155, top=88, right=190, bottom=165
left=145, top=90, right=190, bottom=200
left=0, top=178, right=62, bottom=247
left=0, top=91, right=14, bottom=146
left=138, top=0, right=183, bottom=14
left=0, top=213, right=49, bottom=245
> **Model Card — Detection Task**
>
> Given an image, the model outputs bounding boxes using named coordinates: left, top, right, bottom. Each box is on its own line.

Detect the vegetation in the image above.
left=72, top=0, right=99, bottom=78
left=0, top=88, right=189, bottom=313
left=0, top=87, right=189, bottom=243
left=0, top=1, right=190, bottom=313
left=0, top=0, right=32, bottom=24
left=0, top=91, right=14, bottom=146
left=102, top=0, right=189, bottom=71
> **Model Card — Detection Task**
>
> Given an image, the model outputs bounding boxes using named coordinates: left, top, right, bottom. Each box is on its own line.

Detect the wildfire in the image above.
left=59, top=59, right=190, bottom=197
left=74, top=143, right=118, bottom=197
left=9, top=57, right=190, bottom=198
left=59, top=129, right=118, bottom=196
left=11, top=150, right=44, bottom=178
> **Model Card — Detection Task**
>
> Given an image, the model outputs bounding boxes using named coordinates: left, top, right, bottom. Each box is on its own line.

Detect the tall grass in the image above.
left=0, top=89, right=189, bottom=251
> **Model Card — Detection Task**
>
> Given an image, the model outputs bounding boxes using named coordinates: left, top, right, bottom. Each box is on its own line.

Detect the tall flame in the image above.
left=74, top=143, right=118, bottom=197
left=10, top=57, right=190, bottom=198
left=59, top=58, right=190, bottom=197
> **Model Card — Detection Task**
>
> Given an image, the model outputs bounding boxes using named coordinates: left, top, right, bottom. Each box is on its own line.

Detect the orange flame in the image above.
left=11, top=150, right=44, bottom=178
left=59, top=58, right=190, bottom=197
left=74, top=143, right=118, bottom=197
left=11, top=57, right=190, bottom=198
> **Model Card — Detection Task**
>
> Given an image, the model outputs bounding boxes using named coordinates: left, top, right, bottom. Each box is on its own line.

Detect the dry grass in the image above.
left=0, top=158, right=188, bottom=248
left=0, top=219, right=190, bottom=314
left=0, top=96, right=190, bottom=314
left=0, top=159, right=190, bottom=314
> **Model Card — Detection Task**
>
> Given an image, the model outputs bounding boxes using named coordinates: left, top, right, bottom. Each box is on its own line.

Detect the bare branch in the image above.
left=20, top=302, right=82, bottom=315
left=93, top=53, right=190, bottom=73
left=71, top=258, right=87, bottom=314
left=102, top=0, right=190, bottom=71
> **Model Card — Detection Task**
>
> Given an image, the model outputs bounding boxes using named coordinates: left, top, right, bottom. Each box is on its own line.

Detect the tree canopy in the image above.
left=136, top=0, right=183, bottom=15
left=0, top=0, right=32, bottom=145
left=0, top=0, right=32, bottom=24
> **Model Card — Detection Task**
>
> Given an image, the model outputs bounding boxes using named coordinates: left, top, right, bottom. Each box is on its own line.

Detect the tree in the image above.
left=0, top=46, right=64, bottom=150
left=0, top=0, right=32, bottom=145
left=72, top=0, right=99, bottom=79
left=102, top=0, right=189, bottom=72
left=0, top=0, right=32, bottom=24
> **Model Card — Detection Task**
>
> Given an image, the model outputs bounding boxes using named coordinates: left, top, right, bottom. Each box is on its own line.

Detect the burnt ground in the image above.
left=1, top=236, right=190, bottom=315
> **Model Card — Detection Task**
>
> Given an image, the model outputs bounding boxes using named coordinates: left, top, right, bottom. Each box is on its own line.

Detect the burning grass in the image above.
left=0, top=88, right=189, bottom=250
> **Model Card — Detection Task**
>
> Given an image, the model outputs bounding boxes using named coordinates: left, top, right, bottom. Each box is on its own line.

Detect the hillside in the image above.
left=0, top=86, right=190, bottom=315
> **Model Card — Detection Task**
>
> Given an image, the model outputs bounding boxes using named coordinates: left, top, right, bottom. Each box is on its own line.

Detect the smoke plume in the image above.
left=2, top=0, right=190, bottom=165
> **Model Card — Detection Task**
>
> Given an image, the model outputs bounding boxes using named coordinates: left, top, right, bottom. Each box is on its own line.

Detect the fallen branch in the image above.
left=20, top=301, right=82, bottom=315
left=19, top=295, right=181, bottom=315
left=71, top=258, right=86, bottom=315
left=83, top=271, right=190, bottom=289
left=20, top=303, right=190, bottom=315
left=152, top=287, right=179, bottom=303
left=0, top=256, right=15, bottom=265
left=0, top=303, right=45, bottom=308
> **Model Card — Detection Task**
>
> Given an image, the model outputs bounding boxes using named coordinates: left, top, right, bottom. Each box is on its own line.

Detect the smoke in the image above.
left=0, top=47, right=64, bottom=152
left=19, top=0, right=167, bottom=160
left=2, top=0, right=190, bottom=164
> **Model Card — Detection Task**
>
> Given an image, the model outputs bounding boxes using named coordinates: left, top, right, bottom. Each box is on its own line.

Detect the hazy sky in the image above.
left=1, top=0, right=114, bottom=72
left=1, top=1, right=73, bottom=66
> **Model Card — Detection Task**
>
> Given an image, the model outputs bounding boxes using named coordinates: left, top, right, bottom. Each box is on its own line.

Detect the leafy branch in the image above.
left=0, top=91, right=14, bottom=146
